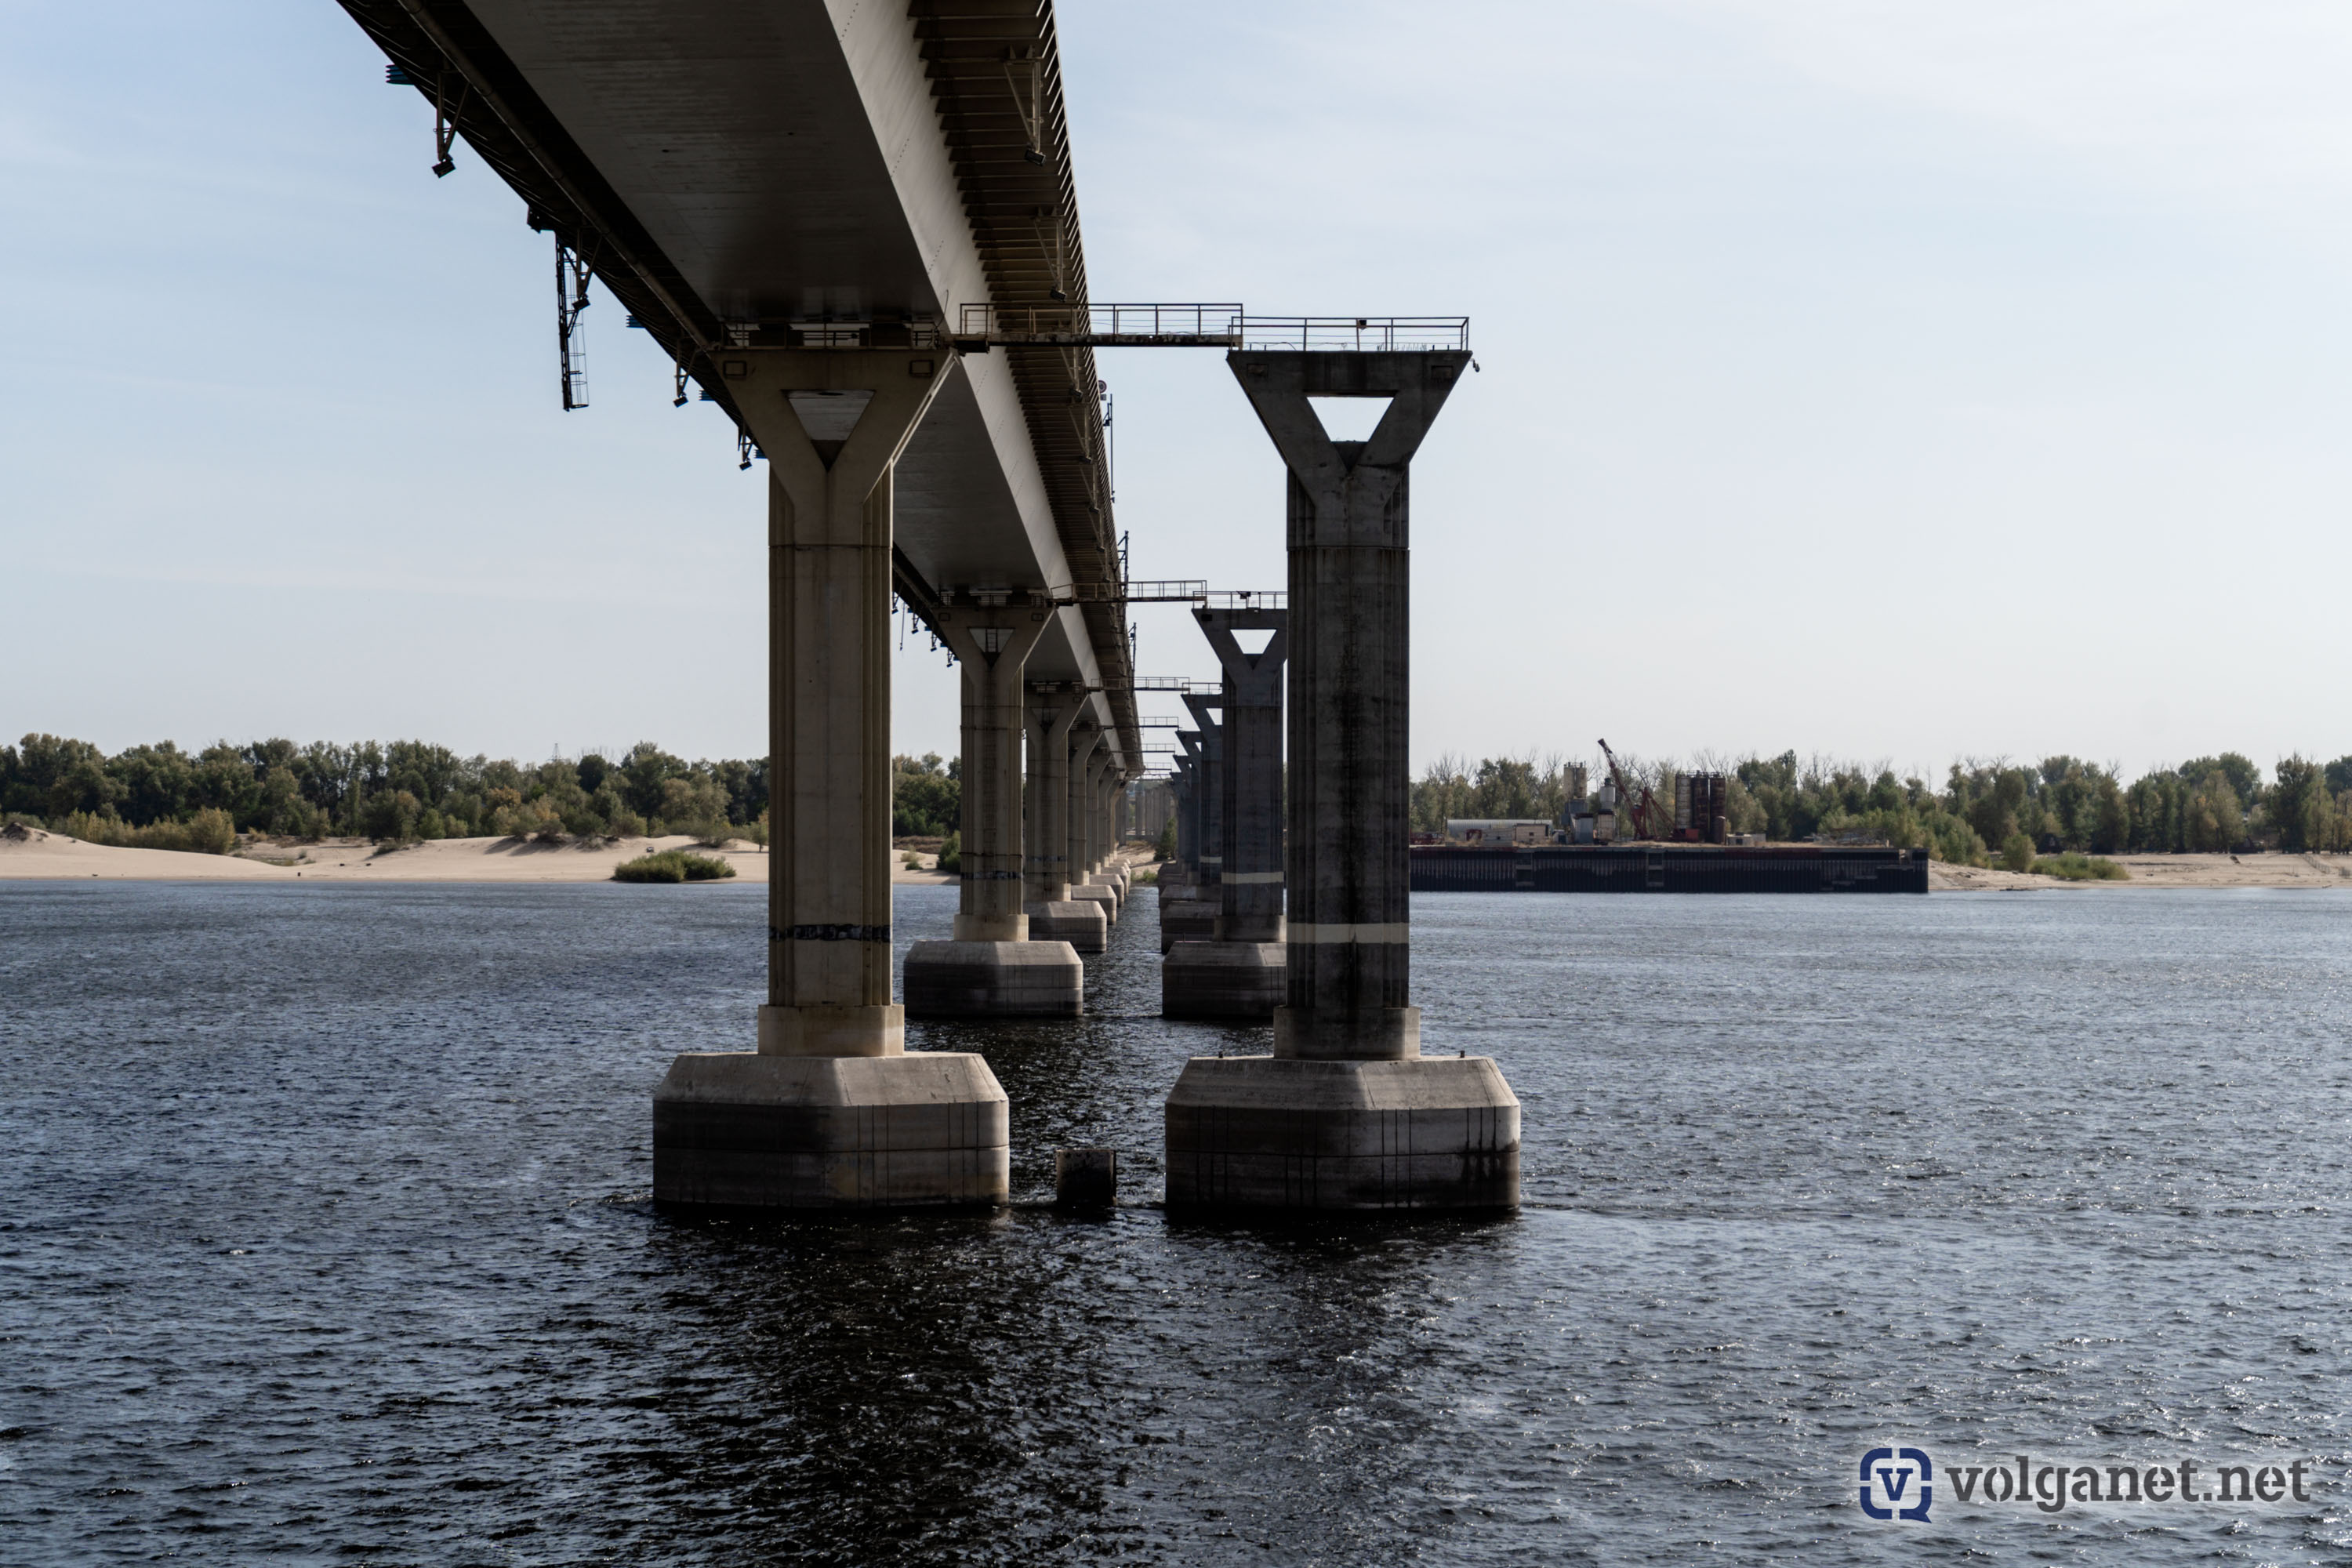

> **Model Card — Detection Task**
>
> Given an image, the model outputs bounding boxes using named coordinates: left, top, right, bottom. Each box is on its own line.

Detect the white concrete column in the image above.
left=937, top=593, right=1048, bottom=942
left=739, top=350, right=949, bottom=1058
left=1025, top=686, right=1082, bottom=903
left=1068, top=724, right=1102, bottom=876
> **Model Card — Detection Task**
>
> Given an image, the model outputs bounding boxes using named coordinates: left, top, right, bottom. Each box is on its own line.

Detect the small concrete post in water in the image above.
left=1163, top=601, right=1288, bottom=1018
left=902, top=590, right=1083, bottom=1016
left=1054, top=1147, right=1116, bottom=1207
left=1163, top=346, right=1519, bottom=1211
left=653, top=350, right=1008, bottom=1208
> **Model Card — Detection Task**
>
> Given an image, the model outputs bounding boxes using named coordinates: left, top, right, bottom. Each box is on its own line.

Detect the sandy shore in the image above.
left=0, top=829, right=957, bottom=885
left=13, top=826, right=2321, bottom=891
left=1930, top=852, right=2352, bottom=891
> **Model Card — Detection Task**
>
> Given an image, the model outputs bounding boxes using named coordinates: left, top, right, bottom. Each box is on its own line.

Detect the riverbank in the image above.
left=1929, top=851, right=2352, bottom=891
left=0, top=827, right=956, bottom=884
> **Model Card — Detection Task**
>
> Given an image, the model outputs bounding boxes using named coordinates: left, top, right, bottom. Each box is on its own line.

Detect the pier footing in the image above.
left=654, top=1052, right=1008, bottom=1208
left=1161, top=940, right=1287, bottom=1020
left=903, top=940, right=1083, bottom=1017
left=1163, top=1054, right=1519, bottom=1211
left=1158, top=895, right=1218, bottom=953
left=1071, top=883, right=1119, bottom=925
left=1025, top=900, right=1108, bottom=953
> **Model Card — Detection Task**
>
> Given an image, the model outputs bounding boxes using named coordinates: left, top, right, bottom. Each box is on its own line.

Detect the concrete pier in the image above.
left=905, top=590, right=1083, bottom=1018
left=1163, top=347, right=1518, bottom=1212
left=1068, top=726, right=1118, bottom=924
left=1158, top=769, right=1219, bottom=953
left=1181, top=691, right=1225, bottom=898
left=1163, top=601, right=1288, bottom=1020
left=1022, top=683, right=1106, bottom=953
left=654, top=349, right=1007, bottom=1208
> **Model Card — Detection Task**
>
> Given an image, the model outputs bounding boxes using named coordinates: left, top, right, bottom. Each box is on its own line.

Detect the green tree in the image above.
left=2270, top=756, right=2325, bottom=853
left=893, top=753, right=960, bottom=837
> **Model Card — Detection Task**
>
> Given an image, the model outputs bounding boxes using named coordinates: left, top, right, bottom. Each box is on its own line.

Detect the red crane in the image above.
left=1597, top=739, right=1662, bottom=842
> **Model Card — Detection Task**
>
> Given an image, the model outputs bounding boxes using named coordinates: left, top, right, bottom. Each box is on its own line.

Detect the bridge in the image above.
left=334, top=0, right=1516, bottom=1214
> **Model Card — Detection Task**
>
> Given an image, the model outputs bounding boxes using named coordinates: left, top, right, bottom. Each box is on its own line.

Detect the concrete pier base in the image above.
left=1163, top=1054, right=1519, bottom=1211
left=654, top=1051, right=1009, bottom=1208
left=1025, top=899, right=1107, bottom=953
left=902, top=940, right=1083, bottom=1018
left=1161, top=940, right=1287, bottom=1020
left=1159, top=895, right=1218, bottom=953
left=1071, top=882, right=1119, bottom=924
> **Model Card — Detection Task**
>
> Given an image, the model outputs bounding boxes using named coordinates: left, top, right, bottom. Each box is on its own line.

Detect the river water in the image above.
left=2, top=881, right=2346, bottom=1563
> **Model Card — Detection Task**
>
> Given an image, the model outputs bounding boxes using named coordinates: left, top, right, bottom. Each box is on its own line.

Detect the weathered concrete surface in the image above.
left=1158, top=890, right=1218, bottom=953
left=1071, top=881, right=1118, bottom=924
left=1054, top=1147, right=1117, bottom=1207
left=1024, top=898, right=1106, bottom=953
left=1162, top=938, right=1287, bottom=1020
left=903, top=940, right=1083, bottom=1017
left=1163, top=1055, right=1519, bottom=1210
left=655, top=1051, right=1008, bottom=1208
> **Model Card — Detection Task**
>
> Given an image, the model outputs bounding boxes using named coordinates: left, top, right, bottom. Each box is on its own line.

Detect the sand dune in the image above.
left=0, top=828, right=953, bottom=885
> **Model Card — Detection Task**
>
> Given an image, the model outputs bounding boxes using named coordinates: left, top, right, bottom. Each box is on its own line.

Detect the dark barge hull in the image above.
left=1410, top=844, right=1929, bottom=894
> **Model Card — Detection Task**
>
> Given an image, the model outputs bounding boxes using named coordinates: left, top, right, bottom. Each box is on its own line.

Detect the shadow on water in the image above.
left=633, top=1199, right=1537, bottom=1566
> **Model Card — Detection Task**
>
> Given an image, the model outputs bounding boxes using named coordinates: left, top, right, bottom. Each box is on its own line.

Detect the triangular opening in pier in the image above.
left=1231, top=630, right=1276, bottom=657
left=1307, top=394, right=1391, bottom=444
left=787, top=389, right=876, bottom=467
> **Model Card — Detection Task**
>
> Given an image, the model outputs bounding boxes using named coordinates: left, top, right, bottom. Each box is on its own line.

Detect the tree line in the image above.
left=1412, top=750, right=2352, bottom=866
left=2, top=735, right=766, bottom=845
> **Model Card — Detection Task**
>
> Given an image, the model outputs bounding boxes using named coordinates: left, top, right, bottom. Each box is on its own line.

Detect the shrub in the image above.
left=612, top=849, right=737, bottom=884
left=936, top=831, right=960, bottom=876
left=1999, top=833, right=2037, bottom=873
left=1130, top=866, right=1158, bottom=886
left=2032, top=852, right=2129, bottom=881
left=62, top=807, right=236, bottom=855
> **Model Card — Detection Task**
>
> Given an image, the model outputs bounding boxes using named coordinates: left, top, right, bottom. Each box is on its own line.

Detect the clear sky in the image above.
left=7, top=2, right=2350, bottom=780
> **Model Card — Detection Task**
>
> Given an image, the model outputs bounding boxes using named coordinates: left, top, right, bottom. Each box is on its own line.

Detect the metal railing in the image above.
left=957, top=303, right=1242, bottom=347
left=1202, top=590, right=1286, bottom=610
left=954, top=306, right=1470, bottom=354
left=1059, top=579, right=1207, bottom=604
left=1238, top=317, right=1469, bottom=352
left=1132, top=676, right=1200, bottom=691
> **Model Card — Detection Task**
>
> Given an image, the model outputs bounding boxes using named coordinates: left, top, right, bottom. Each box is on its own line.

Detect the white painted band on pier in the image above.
left=1225, top=871, right=1283, bottom=884
left=1288, top=923, right=1410, bottom=943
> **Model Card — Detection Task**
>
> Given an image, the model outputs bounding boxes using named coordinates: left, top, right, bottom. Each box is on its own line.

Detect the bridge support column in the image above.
left=1022, top=685, right=1105, bottom=953
left=654, top=350, right=1006, bottom=1208
left=1067, top=726, right=1117, bottom=927
left=1165, top=350, right=1517, bottom=1211
left=1079, top=751, right=1126, bottom=913
left=1165, top=605, right=1287, bottom=1020
left=905, top=594, right=1082, bottom=1018
left=1159, top=720, right=1220, bottom=954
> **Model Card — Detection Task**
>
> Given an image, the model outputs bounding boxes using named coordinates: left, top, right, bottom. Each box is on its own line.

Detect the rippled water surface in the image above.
left=3, top=881, right=2348, bottom=1563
